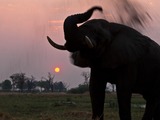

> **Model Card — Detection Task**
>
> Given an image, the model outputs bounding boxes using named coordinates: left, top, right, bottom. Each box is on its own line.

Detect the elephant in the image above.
left=47, top=6, right=160, bottom=120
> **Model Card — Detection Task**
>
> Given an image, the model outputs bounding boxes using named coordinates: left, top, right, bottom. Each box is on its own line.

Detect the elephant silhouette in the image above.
left=47, top=6, right=160, bottom=120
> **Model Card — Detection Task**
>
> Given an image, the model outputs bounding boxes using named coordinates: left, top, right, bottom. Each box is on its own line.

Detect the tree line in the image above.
left=0, top=72, right=67, bottom=92
left=0, top=71, right=115, bottom=94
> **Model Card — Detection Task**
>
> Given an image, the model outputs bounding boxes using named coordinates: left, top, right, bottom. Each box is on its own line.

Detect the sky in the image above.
left=0, top=0, right=160, bottom=88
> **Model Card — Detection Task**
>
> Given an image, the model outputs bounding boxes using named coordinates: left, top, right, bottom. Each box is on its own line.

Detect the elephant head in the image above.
left=47, top=6, right=103, bottom=52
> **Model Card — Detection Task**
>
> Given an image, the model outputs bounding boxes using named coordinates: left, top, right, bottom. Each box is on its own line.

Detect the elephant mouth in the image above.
left=47, top=36, right=67, bottom=50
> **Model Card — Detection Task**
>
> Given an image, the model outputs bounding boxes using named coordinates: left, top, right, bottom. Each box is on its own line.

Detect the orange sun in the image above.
left=54, top=67, right=60, bottom=73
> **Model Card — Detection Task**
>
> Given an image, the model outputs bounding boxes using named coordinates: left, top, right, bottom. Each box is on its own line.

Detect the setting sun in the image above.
left=54, top=67, right=60, bottom=73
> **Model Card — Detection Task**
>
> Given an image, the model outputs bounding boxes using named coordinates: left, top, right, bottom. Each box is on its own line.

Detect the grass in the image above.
left=0, top=92, right=145, bottom=120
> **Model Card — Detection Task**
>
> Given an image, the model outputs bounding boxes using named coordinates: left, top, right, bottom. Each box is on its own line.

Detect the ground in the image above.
left=0, top=92, right=145, bottom=120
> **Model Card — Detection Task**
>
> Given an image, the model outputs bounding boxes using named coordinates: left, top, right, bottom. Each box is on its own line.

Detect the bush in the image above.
left=68, top=84, right=89, bottom=94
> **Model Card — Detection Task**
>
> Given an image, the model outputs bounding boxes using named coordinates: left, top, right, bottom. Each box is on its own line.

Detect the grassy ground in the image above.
left=0, top=92, right=145, bottom=120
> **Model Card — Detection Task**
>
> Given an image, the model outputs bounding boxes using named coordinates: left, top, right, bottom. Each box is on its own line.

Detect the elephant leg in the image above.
left=116, top=84, right=132, bottom=120
left=89, top=77, right=107, bottom=120
left=153, top=99, right=160, bottom=120
left=142, top=97, right=160, bottom=120
left=142, top=100, right=154, bottom=120
left=115, top=65, right=137, bottom=120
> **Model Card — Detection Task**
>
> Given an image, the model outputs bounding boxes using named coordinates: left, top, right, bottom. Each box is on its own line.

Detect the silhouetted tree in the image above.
left=10, top=73, right=26, bottom=92
left=52, top=81, right=67, bottom=92
left=42, top=72, right=55, bottom=92
left=36, top=79, right=47, bottom=92
left=68, top=84, right=89, bottom=94
left=2, top=79, right=12, bottom=91
left=26, top=76, right=36, bottom=92
left=81, top=71, right=90, bottom=86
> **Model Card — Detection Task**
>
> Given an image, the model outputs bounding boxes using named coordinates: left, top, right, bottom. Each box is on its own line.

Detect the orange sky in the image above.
left=0, top=0, right=160, bottom=88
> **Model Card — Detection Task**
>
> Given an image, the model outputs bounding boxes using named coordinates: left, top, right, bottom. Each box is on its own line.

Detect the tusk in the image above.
left=47, top=36, right=67, bottom=50
left=85, top=36, right=94, bottom=48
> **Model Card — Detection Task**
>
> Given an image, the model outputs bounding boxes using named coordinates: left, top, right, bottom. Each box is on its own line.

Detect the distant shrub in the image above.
left=68, top=84, right=89, bottom=94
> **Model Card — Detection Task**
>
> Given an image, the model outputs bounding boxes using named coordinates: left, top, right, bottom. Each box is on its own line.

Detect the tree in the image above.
left=68, top=84, right=89, bottom=94
left=35, top=79, right=46, bottom=92
left=26, top=76, right=36, bottom=92
left=52, top=81, right=67, bottom=92
left=47, top=72, right=55, bottom=92
left=42, top=72, right=55, bottom=92
left=2, top=80, right=12, bottom=91
left=10, top=73, right=26, bottom=92
left=81, top=71, right=90, bottom=86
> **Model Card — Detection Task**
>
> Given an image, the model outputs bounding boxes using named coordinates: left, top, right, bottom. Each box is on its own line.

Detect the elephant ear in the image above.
left=101, top=31, right=151, bottom=69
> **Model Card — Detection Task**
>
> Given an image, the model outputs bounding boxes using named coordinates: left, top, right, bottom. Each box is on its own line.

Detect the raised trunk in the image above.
left=63, top=6, right=103, bottom=41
